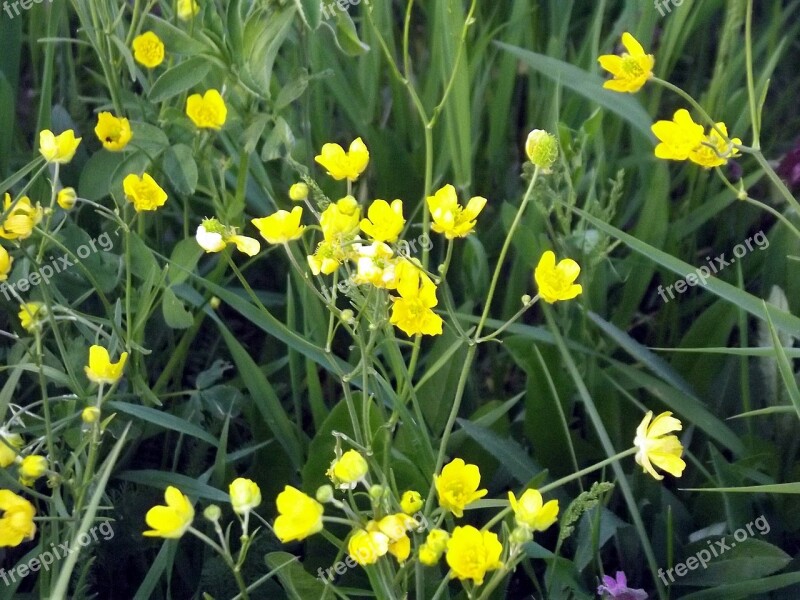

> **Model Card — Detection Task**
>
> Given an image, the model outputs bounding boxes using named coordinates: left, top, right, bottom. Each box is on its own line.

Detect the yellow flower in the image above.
left=273, top=485, right=324, bottom=543
left=143, top=486, right=194, bottom=538
left=0, top=489, right=36, bottom=547
left=354, top=242, right=396, bottom=287
left=445, top=526, right=503, bottom=586
left=18, top=302, right=46, bottom=333
left=84, top=345, right=128, bottom=385
left=123, top=173, right=168, bottom=212
left=57, top=187, right=77, bottom=210
left=327, top=449, right=368, bottom=490
left=388, top=533, right=411, bottom=563
left=289, top=183, right=309, bottom=201
left=229, top=478, right=262, bottom=515
left=177, top=0, right=199, bottom=20
left=434, top=458, right=488, bottom=518
left=0, top=193, right=43, bottom=240
left=196, top=219, right=260, bottom=256
left=320, top=196, right=361, bottom=241
left=418, top=529, right=450, bottom=566
left=376, top=513, right=418, bottom=542
left=132, top=31, right=165, bottom=68
left=252, top=207, right=305, bottom=245
left=427, top=184, right=487, bottom=239
left=81, top=407, right=101, bottom=424
left=0, top=245, right=12, bottom=282
left=400, top=490, right=423, bottom=515
left=389, top=262, right=443, bottom=337
left=360, top=199, right=405, bottom=243
left=652, top=109, right=706, bottom=161
left=186, top=89, right=227, bottom=130
left=19, top=455, right=48, bottom=486
left=534, top=250, right=582, bottom=303
left=597, top=32, right=654, bottom=93
left=634, top=411, right=686, bottom=480
left=314, top=137, right=370, bottom=182
left=525, top=129, right=559, bottom=170
left=689, top=123, right=742, bottom=169
left=0, top=430, right=23, bottom=468
left=347, top=528, right=389, bottom=566
left=39, top=129, right=81, bottom=164
left=94, top=112, right=133, bottom=152
left=307, top=241, right=342, bottom=275
left=508, top=489, right=559, bottom=532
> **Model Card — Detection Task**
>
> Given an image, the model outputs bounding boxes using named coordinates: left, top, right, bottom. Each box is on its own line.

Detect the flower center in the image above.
left=621, top=56, right=644, bottom=77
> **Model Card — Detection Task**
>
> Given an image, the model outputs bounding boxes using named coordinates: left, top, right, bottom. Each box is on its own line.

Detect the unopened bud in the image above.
left=203, top=504, right=222, bottom=522
left=316, top=484, right=334, bottom=504
left=525, top=129, right=558, bottom=170
left=289, top=183, right=309, bottom=202
left=521, top=294, right=532, bottom=305
left=82, top=406, right=101, bottom=424
left=57, top=187, right=77, bottom=210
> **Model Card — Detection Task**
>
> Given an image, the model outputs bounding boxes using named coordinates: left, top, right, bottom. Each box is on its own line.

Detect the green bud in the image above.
left=203, top=504, right=222, bottom=522
left=525, top=129, right=558, bottom=170
left=316, top=484, right=334, bottom=504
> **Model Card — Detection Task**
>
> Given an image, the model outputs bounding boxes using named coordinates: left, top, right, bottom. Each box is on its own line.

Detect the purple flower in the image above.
left=597, top=571, right=648, bottom=600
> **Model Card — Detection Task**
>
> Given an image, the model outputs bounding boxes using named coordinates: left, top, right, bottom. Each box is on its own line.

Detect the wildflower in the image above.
left=273, top=485, right=324, bottom=543
left=354, top=242, right=396, bottom=287
left=348, top=528, right=389, bottom=565
left=143, top=486, right=194, bottom=538
left=597, top=32, right=654, bottom=93
left=195, top=218, right=260, bottom=256
left=427, top=184, right=487, bottom=239
left=375, top=514, right=417, bottom=564
left=400, top=490, right=423, bottom=515
left=252, top=207, right=305, bottom=244
left=446, top=526, right=503, bottom=586
left=525, top=129, right=559, bottom=169
left=320, top=196, right=361, bottom=241
left=94, top=113, right=133, bottom=152
left=57, top=187, right=77, bottom=210
left=0, top=194, right=43, bottom=240
left=0, top=245, right=12, bottom=281
left=327, top=449, right=368, bottom=490
left=689, top=123, right=742, bottom=169
left=203, top=505, right=222, bottom=522
left=634, top=411, right=686, bottom=480
left=229, top=478, right=262, bottom=515
left=434, top=458, right=488, bottom=518
left=508, top=489, right=559, bottom=532
left=360, top=199, right=405, bottom=243
left=123, top=173, right=168, bottom=212
left=0, top=490, right=36, bottom=547
left=18, top=302, right=46, bottom=333
left=81, top=407, right=101, bottom=424
left=597, top=571, right=649, bottom=600
left=652, top=110, right=706, bottom=161
left=418, top=529, right=450, bottom=566
left=389, top=262, right=443, bottom=337
left=289, top=183, right=309, bottom=201
left=39, top=129, right=81, bottom=164
left=19, top=455, right=48, bottom=486
left=132, top=31, right=165, bottom=69
left=84, top=345, right=129, bottom=385
left=0, top=430, right=23, bottom=468
left=177, top=0, right=200, bottom=20
left=307, top=241, right=342, bottom=275
left=314, top=137, right=370, bottom=182
left=315, top=485, right=334, bottom=504
left=186, top=90, right=227, bottom=130
left=534, top=250, right=582, bottom=303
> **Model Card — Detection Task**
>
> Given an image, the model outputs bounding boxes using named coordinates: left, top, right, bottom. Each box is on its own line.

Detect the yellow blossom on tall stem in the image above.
left=445, top=525, right=503, bottom=586
left=434, top=458, right=488, bottom=517
left=19, top=455, right=48, bottom=486
left=132, top=31, right=165, bottom=69
left=18, top=302, right=46, bottom=333
left=84, top=345, right=128, bottom=385
left=597, top=32, right=654, bottom=93
left=252, top=207, right=305, bottom=245
left=186, top=90, right=227, bottom=130
left=360, top=199, right=405, bottom=243
left=314, top=137, right=370, bottom=182
left=0, top=489, right=36, bottom=547
left=273, top=485, right=324, bottom=543
left=94, top=112, right=133, bottom=151
left=534, top=250, right=582, bottom=303
left=0, top=194, right=43, bottom=240
left=229, top=478, right=262, bottom=516
left=39, top=129, right=81, bottom=164
left=418, top=529, right=450, bottom=566
left=353, top=242, right=396, bottom=287
left=689, top=123, right=742, bottom=169
left=319, top=196, right=361, bottom=241
left=123, top=173, right=168, bottom=212
left=652, top=109, right=706, bottom=161
left=508, top=489, right=559, bottom=532
left=634, top=411, right=686, bottom=480
left=389, top=262, right=443, bottom=337
left=143, top=486, right=194, bottom=538
left=427, top=184, right=487, bottom=239
left=327, top=449, right=368, bottom=490
left=57, top=187, right=77, bottom=210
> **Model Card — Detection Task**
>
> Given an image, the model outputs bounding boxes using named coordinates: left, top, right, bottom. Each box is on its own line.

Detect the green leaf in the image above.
left=763, top=301, right=800, bottom=422
left=682, top=482, right=800, bottom=494
left=455, top=418, right=540, bottom=484
left=680, top=572, right=800, bottom=599
left=116, top=470, right=230, bottom=502
left=674, top=538, right=790, bottom=587
left=325, top=8, right=370, bottom=56
left=144, top=14, right=209, bottom=54
left=163, top=144, right=199, bottom=196
left=275, top=70, right=310, bottom=110
left=106, top=400, right=219, bottom=447
left=162, top=286, right=194, bottom=329
left=264, top=552, right=322, bottom=599
left=149, top=56, right=212, bottom=103
left=78, top=151, right=126, bottom=201
left=292, top=0, right=322, bottom=30
left=167, top=238, right=203, bottom=286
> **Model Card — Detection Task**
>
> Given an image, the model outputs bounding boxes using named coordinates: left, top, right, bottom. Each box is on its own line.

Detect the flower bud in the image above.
left=19, top=455, right=48, bottom=481
left=368, top=484, right=386, bottom=501
left=510, top=525, right=533, bottom=545
left=521, top=294, right=532, bottom=305
left=315, top=484, right=334, bottom=504
left=400, top=490, right=423, bottom=515
left=203, top=504, right=222, bottom=522
left=82, top=406, right=101, bottom=424
left=340, top=309, right=355, bottom=324
left=289, top=183, right=309, bottom=201
left=57, top=187, right=77, bottom=210
left=229, top=478, right=262, bottom=515
left=210, top=296, right=221, bottom=309
left=525, top=129, right=558, bottom=170
left=327, top=449, right=368, bottom=490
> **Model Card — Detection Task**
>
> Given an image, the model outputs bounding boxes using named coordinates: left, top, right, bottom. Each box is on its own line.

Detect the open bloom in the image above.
left=0, top=430, right=23, bottom=468
left=534, top=250, right=582, bottom=303
left=177, top=0, right=199, bottom=20
left=39, top=129, right=81, bottom=164
left=84, top=345, right=128, bottom=385
left=320, top=196, right=361, bottom=241
left=327, top=449, right=368, bottom=490
left=360, top=199, right=405, bottom=243
left=0, top=490, right=36, bottom=547
left=143, top=486, right=194, bottom=538
left=123, top=173, right=168, bottom=212
left=314, top=138, right=370, bottom=182
left=446, top=526, right=503, bottom=586
left=689, top=122, right=742, bottom=169
left=348, top=528, right=389, bottom=566
left=427, top=184, right=487, bottom=239
left=19, top=455, right=48, bottom=486
left=354, top=242, right=396, bottom=287
left=229, top=478, right=262, bottom=515
left=389, top=261, right=443, bottom=337
left=597, top=571, right=649, bottom=600
left=186, top=90, right=227, bottom=130
left=18, top=302, right=46, bottom=333
left=132, top=31, right=165, bottom=68
left=508, top=489, right=559, bottom=532
left=95, top=113, right=132, bottom=151
left=652, top=109, right=705, bottom=161
left=196, top=218, right=260, bottom=256
left=0, top=193, right=43, bottom=240
left=633, top=411, right=686, bottom=480
left=597, top=32, right=654, bottom=93
left=434, top=458, right=488, bottom=517
left=0, top=245, right=12, bottom=281
left=252, top=207, right=304, bottom=244
left=273, top=485, right=324, bottom=542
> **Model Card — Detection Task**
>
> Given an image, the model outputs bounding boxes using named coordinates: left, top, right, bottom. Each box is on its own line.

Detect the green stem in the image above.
left=744, top=0, right=760, bottom=148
